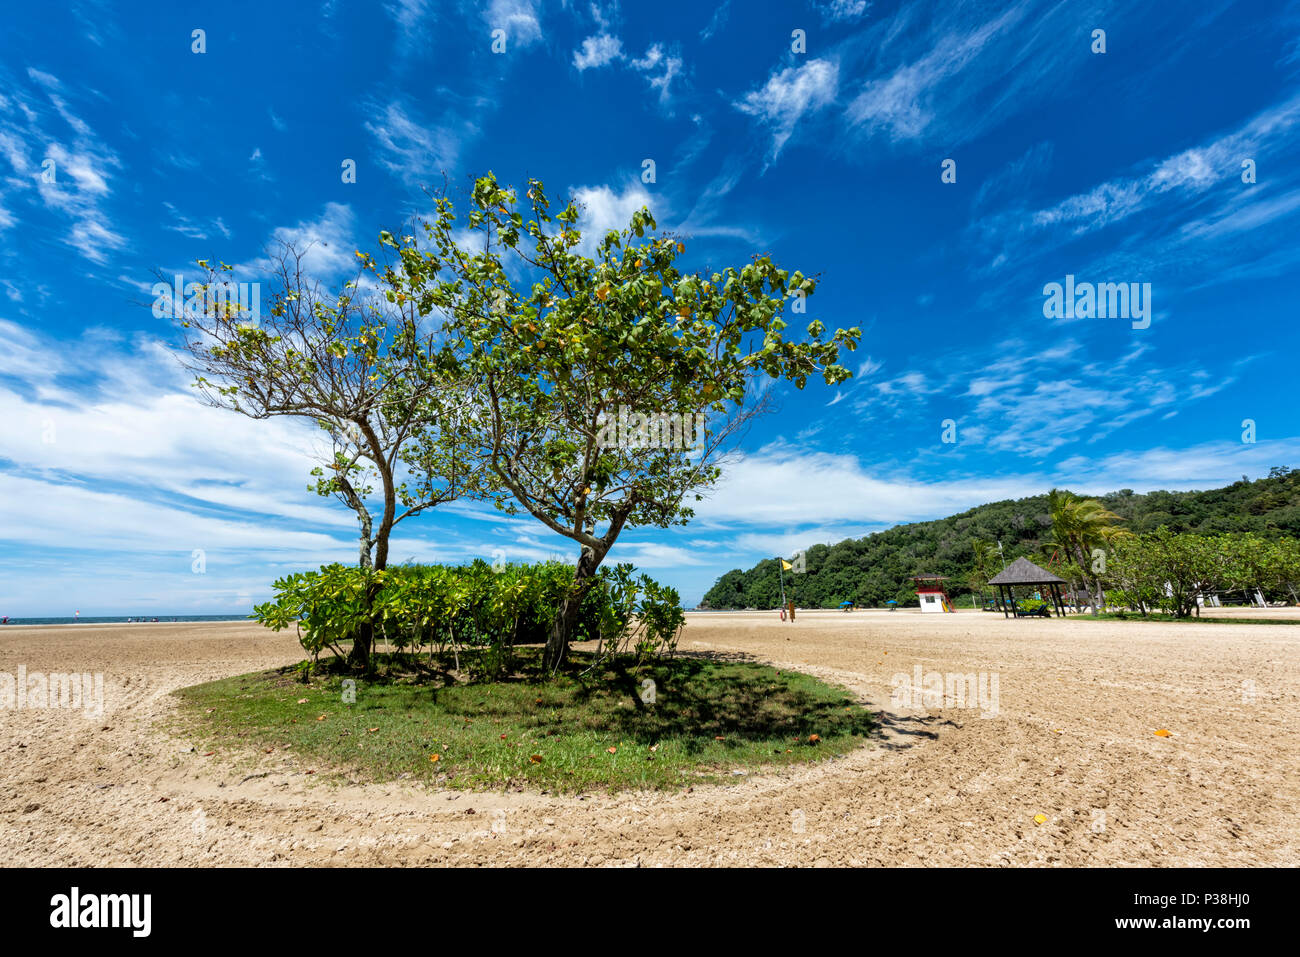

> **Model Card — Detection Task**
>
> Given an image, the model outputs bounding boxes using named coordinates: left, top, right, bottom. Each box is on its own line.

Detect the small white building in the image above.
left=913, top=575, right=953, bottom=613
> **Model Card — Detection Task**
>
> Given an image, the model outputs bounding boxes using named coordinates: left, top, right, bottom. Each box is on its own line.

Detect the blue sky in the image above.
left=2, top=0, right=1299, bottom=615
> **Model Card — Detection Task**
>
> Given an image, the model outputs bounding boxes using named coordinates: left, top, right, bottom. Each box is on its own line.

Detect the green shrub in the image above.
left=253, top=560, right=683, bottom=678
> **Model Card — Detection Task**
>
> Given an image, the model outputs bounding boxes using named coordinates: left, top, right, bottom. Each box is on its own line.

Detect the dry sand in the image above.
left=1, top=609, right=1297, bottom=867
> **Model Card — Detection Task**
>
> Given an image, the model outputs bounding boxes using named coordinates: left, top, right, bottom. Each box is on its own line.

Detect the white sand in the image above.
left=1, top=609, right=1296, bottom=866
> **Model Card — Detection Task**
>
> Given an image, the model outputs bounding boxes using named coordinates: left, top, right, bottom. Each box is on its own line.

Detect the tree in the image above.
left=1275, top=537, right=1300, bottom=603
left=1041, top=488, right=1129, bottom=614
left=1221, top=533, right=1272, bottom=606
left=396, top=173, right=859, bottom=669
left=1107, top=530, right=1227, bottom=618
left=173, top=244, right=478, bottom=668
left=966, top=539, right=1000, bottom=604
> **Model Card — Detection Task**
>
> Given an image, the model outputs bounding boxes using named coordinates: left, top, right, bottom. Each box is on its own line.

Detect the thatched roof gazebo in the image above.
left=986, top=556, right=1068, bottom=618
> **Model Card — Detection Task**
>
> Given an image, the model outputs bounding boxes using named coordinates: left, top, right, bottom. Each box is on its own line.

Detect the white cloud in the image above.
left=385, top=0, right=431, bottom=33
left=841, top=1, right=1094, bottom=149
left=845, top=13, right=1006, bottom=141
left=696, top=443, right=1026, bottom=527
left=0, top=69, right=124, bottom=263
left=631, top=43, right=684, bottom=105
left=701, top=3, right=730, bottom=41
left=158, top=205, right=232, bottom=243
left=820, top=0, right=871, bottom=23
left=483, top=0, right=542, bottom=47
left=691, top=435, right=1300, bottom=533
left=856, top=356, right=883, bottom=378
left=0, top=322, right=362, bottom=559
left=735, top=59, right=838, bottom=158
left=365, top=98, right=475, bottom=183
left=1029, top=92, right=1300, bottom=239
left=573, top=34, right=623, bottom=70
left=243, top=201, right=357, bottom=281
left=568, top=181, right=658, bottom=254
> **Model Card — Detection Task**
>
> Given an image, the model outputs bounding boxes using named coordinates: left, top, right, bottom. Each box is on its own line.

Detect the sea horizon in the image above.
left=0, top=614, right=253, bottom=626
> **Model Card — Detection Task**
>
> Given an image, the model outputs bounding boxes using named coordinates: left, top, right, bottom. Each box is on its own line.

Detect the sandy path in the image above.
left=1, top=611, right=1296, bottom=867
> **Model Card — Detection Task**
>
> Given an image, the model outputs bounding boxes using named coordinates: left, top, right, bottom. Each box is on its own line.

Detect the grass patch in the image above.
left=172, top=649, right=875, bottom=793
left=1082, top=611, right=1300, bottom=625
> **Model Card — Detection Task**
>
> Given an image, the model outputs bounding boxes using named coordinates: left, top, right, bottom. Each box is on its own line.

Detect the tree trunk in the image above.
left=348, top=445, right=397, bottom=673
left=1072, top=545, right=1099, bottom=615
left=544, top=543, right=605, bottom=672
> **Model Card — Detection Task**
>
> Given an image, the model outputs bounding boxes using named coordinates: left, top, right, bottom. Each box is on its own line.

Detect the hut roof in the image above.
left=986, top=556, right=1067, bottom=586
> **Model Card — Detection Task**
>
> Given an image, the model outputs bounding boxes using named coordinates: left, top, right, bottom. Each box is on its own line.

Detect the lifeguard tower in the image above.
left=913, top=574, right=954, bottom=613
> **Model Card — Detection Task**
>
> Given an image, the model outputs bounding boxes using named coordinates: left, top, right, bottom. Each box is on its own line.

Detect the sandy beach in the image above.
left=1, top=610, right=1297, bottom=867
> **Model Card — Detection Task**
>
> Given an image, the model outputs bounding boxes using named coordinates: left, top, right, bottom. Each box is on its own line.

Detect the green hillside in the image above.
left=700, top=467, right=1300, bottom=610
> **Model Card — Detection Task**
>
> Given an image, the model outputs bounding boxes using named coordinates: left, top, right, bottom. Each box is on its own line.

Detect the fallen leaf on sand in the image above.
left=1154, top=729, right=1172, bottom=737
left=1034, top=814, right=1047, bottom=825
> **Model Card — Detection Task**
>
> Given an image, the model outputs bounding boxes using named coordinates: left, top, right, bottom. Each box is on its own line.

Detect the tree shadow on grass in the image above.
left=563, top=653, right=878, bottom=752
left=670, top=648, right=950, bottom=753
left=295, top=648, right=880, bottom=755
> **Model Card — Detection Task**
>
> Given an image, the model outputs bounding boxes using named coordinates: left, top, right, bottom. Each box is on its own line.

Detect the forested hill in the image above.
left=700, top=468, right=1300, bottom=610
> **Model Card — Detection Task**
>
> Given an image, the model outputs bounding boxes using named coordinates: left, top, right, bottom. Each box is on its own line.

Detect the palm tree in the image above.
left=1041, top=489, right=1129, bottom=615
left=968, top=539, right=1000, bottom=606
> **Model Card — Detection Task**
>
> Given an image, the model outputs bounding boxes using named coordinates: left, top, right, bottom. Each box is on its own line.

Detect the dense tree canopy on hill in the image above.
left=700, top=468, right=1300, bottom=609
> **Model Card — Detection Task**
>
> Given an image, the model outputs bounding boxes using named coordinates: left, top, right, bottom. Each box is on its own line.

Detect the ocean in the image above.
left=0, top=614, right=251, bottom=626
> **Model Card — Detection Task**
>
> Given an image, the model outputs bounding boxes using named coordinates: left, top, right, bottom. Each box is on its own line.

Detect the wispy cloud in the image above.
left=631, top=43, right=685, bottom=107
left=0, top=66, right=125, bottom=263
left=245, top=202, right=358, bottom=280
left=365, top=97, right=477, bottom=184
left=734, top=59, right=839, bottom=160
left=819, top=0, right=871, bottom=24
left=482, top=0, right=543, bottom=47
left=701, top=2, right=730, bottom=41
left=844, top=3, right=1028, bottom=143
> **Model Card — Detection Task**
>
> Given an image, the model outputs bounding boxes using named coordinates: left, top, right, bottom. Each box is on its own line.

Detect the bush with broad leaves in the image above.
left=253, top=560, right=683, bottom=678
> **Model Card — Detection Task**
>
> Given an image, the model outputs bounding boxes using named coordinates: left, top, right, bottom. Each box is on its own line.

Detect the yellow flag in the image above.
left=781, top=560, right=793, bottom=570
